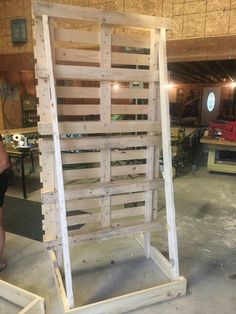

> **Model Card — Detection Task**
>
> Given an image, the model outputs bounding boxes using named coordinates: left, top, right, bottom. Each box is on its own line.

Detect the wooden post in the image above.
left=100, top=24, right=112, bottom=228
left=144, top=29, right=159, bottom=257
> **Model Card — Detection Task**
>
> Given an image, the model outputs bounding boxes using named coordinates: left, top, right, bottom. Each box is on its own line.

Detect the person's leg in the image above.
left=0, top=205, right=5, bottom=268
left=0, top=173, right=7, bottom=270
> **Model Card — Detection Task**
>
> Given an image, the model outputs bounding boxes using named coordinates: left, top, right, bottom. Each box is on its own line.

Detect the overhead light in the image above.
left=230, top=82, right=236, bottom=88
left=113, top=83, right=120, bottom=90
left=168, top=83, right=174, bottom=89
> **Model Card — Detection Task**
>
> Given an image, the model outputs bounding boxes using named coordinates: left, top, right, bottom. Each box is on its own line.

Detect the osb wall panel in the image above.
left=1, top=0, right=236, bottom=55
left=0, top=0, right=33, bottom=54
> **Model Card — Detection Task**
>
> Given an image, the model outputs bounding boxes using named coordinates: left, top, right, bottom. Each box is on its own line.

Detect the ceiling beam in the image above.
left=169, top=71, right=199, bottom=84
left=198, top=62, right=224, bottom=82
left=181, top=63, right=212, bottom=83
left=167, top=35, right=236, bottom=63
left=215, top=61, right=234, bottom=82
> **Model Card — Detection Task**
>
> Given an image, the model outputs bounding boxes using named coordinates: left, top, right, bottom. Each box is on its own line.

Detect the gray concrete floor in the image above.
left=1, top=164, right=236, bottom=314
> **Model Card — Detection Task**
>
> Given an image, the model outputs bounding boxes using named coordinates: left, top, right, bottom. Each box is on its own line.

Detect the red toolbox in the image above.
left=209, top=121, right=236, bottom=141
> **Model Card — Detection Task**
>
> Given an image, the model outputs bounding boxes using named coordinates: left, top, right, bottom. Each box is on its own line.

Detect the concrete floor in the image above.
left=1, top=165, right=236, bottom=314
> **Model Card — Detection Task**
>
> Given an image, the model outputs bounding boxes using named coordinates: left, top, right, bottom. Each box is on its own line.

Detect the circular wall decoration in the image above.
left=207, top=92, right=215, bottom=112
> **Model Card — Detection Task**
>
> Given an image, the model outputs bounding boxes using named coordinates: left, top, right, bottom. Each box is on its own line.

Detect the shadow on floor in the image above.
left=3, top=196, right=43, bottom=242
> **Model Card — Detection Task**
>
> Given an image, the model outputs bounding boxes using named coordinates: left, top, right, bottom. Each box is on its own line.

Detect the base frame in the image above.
left=0, top=279, right=45, bottom=314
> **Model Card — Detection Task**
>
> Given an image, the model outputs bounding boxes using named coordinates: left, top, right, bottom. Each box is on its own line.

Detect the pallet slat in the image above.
left=63, top=164, right=146, bottom=182
left=56, top=86, right=149, bottom=99
left=39, top=135, right=161, bottom=151
left=42, top=178, right=162, bottom=203
left=55, top=48, right=150, bottom=66
left=58, top=104, right=148, bottom=116
left=44, top=191, right=145, bottom=212
left=54, top=29, right=151, bottom=49
left=54, top=65, right=156, bottom=82
left=66, top=206, right=145, bottom=226
left=33, top=2, right=172, bottom=30
left=38, top=120, right=160, bottom=135
left=45, top=222, right=161, bottom=249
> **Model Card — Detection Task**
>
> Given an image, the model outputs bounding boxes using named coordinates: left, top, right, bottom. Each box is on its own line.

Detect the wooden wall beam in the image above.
left=0, top=53, right=34, bottom=71
left=167, top=35, right=236, bottom=63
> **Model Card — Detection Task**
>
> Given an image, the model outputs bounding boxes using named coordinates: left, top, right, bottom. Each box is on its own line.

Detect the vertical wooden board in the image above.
left=100, top=24, right=112, bottom=228
left=144, top=29, right=159, bottom=258
left=35, top=15, right=58, bottom=247
left=34, top=16, right=51, bottom=123
left=159, top=28, right=179, bottom=281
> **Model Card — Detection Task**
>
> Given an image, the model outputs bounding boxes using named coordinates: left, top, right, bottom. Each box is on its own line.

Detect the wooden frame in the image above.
left=33, top=1, right=186, bottom=313
left=201, top=138, right=236, bottom=174
left=0, top=279, right=45, bottom=313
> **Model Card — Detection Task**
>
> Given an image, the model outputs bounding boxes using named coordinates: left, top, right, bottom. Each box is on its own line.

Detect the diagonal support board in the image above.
left=159, top=28, right=179, bottom=280
left=42, top=15, right=74, bottom=308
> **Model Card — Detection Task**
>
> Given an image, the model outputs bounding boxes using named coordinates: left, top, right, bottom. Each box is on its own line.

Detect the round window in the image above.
left=207, top=92, right=215, bottom=112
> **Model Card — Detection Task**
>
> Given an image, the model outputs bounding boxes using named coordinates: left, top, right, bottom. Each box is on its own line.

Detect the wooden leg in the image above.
left=21, top=155, right=27, bottom=199
left=207, top=147, right=216, bottom=170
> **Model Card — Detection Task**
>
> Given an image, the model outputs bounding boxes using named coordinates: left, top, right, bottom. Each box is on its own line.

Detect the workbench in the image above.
left=201, top=138, right=236, bottom=174
left=7, top=147, right=39, bottom=199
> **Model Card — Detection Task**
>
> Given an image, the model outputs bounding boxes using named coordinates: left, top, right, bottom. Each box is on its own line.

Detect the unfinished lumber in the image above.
left=33, top=2, right=186, bottom=313
left=0, top=279, right=45, bottom=314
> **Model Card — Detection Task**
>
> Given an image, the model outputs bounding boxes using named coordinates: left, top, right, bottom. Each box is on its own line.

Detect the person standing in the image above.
left=0, top=134, right=10, bottom=271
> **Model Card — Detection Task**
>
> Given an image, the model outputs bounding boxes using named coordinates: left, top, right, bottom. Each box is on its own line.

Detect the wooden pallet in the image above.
left=0, top=279, right=45, bottom=314
left=33, top=1, right=186, bottom=313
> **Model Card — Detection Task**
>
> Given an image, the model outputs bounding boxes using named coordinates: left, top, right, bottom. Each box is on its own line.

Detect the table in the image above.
left=0, top=127, right=38, bottom=136
left=7, top=147, right=39, bottom=198
left=201, top=137, right=236, bottom=174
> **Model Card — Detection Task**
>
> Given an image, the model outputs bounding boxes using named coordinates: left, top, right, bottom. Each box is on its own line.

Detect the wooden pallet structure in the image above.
left=33, top=1, right=186, bottom=313
left=0, top=279, right=45, bottom=313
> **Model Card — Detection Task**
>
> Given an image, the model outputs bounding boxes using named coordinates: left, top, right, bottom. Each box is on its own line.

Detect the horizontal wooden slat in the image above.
left=55, top=29, right=99, bottom=46
left=38, top=120, right=160, bottom=135
left=55, top=48, right=150, bottom=66
left=39, top=135, right=161, bottom=151
left=56, top=86, right=149, bottom=99
left=57, top=86, right=99, bottom=99
left=112, top=105, right=148, bottom=115
left=42, top=178, right=162, bottom=203
left=54, top=29, right=151, bottom=49
left=53, top=192, right=145, bottom=212
left=111, top=191, right=145, bottom=205
left=112, top=149, right=147, bottom=161
left=58, top=104, right=100, bottom=116
left=55, top=48, right=99, bottom=63
left=111, top=164, right=146, bottom=176
left=112, top=33, right=150, bottom=49
left=58, top=104, right=148, bottom=116
left=67, top=206, right=145, bottom=226
left=45, top=222, right=161, bottom=249
left=112, top=52, right=149, bottom=66
left=54, top=65, right=156, bottom=82
left=33, top=2, right=172, bottom=30
left=62, top=152, right=100, bottom=164
left=63, top=164, right=146, bottom=182
left=63, top=167, right=100, bottom=182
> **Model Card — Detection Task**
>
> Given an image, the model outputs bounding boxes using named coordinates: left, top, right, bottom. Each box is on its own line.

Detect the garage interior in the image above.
left=0, top=1, right=236, bottom=313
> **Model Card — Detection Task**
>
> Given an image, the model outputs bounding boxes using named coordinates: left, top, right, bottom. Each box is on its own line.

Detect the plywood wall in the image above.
left=1, top=0, right=236, bottom=54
